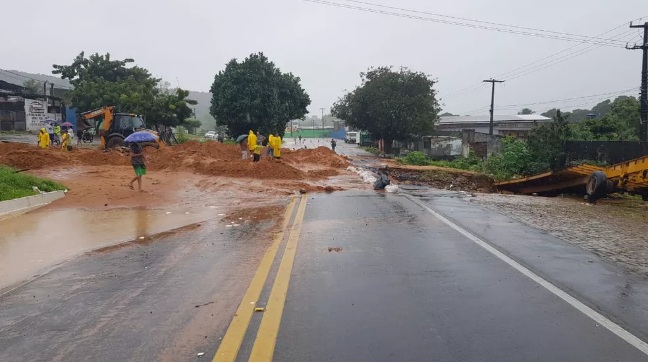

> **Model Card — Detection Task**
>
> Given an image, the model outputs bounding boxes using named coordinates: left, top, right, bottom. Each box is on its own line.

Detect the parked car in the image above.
left=345, top=131, right=358, bottom=144
left=205, top=130, right=218, bottom=139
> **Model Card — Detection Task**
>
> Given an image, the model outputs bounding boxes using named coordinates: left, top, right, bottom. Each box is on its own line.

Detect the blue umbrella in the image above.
left=124, top=131, right=157, bottom=143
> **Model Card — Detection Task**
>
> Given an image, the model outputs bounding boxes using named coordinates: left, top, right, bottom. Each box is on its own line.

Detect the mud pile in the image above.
left=0, top=142, right=129, bottom=169
left=283, top=146, right=350, bottom=168
left=0, top=141, right=348, bottom=181
left=145, top=141, right=307, bottom=180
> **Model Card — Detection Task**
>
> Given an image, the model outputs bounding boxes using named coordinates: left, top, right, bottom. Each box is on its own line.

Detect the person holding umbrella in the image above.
left=235, top=134, right=248, bottom=160
left=124, top=131, right=158, bottom=191
left=128, top=142, right=146, bottom=191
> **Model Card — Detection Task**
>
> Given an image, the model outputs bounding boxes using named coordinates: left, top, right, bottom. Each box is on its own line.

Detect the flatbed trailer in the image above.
left=495, top=156, right=648, bottom=202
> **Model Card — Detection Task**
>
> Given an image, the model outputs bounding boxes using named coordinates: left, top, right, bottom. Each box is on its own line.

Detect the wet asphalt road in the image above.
left=0, top=217, right=279, bottom=361
left=0, top=140, right=646, bottom=361
left=268, top=191, right=647, bottom=361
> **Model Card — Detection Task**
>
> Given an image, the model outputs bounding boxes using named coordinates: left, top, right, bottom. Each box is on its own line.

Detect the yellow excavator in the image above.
left=78, top=106, right=162, bottom=149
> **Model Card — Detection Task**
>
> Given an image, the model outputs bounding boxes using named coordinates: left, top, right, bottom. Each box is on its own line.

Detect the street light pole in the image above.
left=320, top=108, right=325, bottom=137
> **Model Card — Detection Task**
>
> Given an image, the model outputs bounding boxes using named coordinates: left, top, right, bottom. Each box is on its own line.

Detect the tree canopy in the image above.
left=570, top=96, right=641, bottom=141
left=331, top=66, right=440, bottom=150
left=22, top=79, right=41, bottom=94
left=209, top=52, right=311, bottom=137
left=518, top=108, right=535, bottom=115
left=52, top=52, right=196, bottom=128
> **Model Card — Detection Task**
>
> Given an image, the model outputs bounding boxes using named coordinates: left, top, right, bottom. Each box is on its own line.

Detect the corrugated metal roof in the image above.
left=439, top=115, right=551, bottom=124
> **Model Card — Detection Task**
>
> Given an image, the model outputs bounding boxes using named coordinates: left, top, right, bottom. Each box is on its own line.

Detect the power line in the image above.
left=442, top=18, right=646, bottom=100
left=340, top=0, right=630, bottom=45
left=443, top=28, right=636, bottom=100
left=301, top=0, right=629, bottom=47
left=462, top=88, right=638, bottom=114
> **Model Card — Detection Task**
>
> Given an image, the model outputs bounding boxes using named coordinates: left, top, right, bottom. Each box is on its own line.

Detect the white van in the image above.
left=345, top=131, right=358, bottom=144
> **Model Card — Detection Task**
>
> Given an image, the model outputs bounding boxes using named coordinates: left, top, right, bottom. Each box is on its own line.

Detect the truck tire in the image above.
left=586, top=171, right=608, bottom=203
left=106, top=135, right=125, bottom=149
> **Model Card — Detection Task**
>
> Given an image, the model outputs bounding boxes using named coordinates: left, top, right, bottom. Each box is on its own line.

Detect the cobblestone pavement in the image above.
left=466, top=193, right=648, bottom=277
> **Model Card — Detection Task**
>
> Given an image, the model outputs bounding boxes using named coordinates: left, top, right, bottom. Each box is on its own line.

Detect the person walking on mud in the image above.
left=128, top=143, right=146, bottom=191
left=37, top=128, right=50, bottom=148
left=239, top=139, right=249, bottom=160
left=331, top=138, right=337, bottom=153
left=61, top=129, right=70, bottom=152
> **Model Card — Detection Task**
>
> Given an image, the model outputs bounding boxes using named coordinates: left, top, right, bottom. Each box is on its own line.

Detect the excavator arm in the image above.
left=79, top=106, right=115, bottom=148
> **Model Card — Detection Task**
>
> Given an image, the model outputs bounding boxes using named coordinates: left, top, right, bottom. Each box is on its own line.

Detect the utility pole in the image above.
left=320, top=108, right=325, bottom=137
left=483, top=79, right=504, bottom=135
left=627, top=21, right=648, bottom=141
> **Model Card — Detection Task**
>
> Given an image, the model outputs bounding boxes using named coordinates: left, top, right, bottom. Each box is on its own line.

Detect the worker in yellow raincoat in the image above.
left=272, top=134, right=282, bottom=159
left=247, top=130, right=257, bottom=158
left=61, top=130, right=70, bottom=152
left=37, top=128, right=50, bottom=148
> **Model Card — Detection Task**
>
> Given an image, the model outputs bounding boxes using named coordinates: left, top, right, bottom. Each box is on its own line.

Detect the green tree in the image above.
left=518, top=108, right=535, bottom=115
left=569, top=96, right=640, bottom=141
left=209, top=52, right=311, bottom=137
left=331, top=66, right=440, bottom=152
left=484, top=137, right=535, bottom=181
left=22, top=79, right=41, bottom=94
left=527, top=110, right=570, bottom=171
left=182, top=119, right=203, bottom=134
left=147, top=84, right=197, bottom=128
left=440, top=112, right=457, bottom=116
left=52, top=52, right=195, bottom=128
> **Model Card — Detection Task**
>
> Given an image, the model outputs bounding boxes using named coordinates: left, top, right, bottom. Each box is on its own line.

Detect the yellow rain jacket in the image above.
left=248, top=130, right=257, bottom=152
left=272, top=135, right=282, bottom=158
left=38, top=128, right=50, bottom=148
left=61, top=132, right=70, bottom=151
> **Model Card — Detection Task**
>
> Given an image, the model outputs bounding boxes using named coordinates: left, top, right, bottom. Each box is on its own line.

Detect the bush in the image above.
left=362, top=147, right=380, bottom=155
left=399, top=151, right=430, bottom=166
left=483, top=137, right=535, bottom=181
left=175, top=128, right=191, bottom=144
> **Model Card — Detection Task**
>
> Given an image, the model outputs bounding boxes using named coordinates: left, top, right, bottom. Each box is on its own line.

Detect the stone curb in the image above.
left=0, top=190, right=65, bottom=219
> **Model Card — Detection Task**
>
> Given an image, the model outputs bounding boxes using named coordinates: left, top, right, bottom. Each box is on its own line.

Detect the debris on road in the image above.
left=389, top=168, right=494, bottom=193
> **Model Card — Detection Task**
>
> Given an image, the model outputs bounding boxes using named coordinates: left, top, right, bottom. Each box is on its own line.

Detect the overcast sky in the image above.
left=3, top=0, right=647, bottom=116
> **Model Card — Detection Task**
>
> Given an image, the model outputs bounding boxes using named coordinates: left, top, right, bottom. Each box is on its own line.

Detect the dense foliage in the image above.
left=209, top=52, right=311, bottom=137
left=331, top=66, right=440, bottom=152
left=52, top=52, right=196, bottom=128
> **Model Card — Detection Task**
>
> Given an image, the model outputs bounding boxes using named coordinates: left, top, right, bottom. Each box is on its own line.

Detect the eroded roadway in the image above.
left=0, top=182, right=646, bottom=360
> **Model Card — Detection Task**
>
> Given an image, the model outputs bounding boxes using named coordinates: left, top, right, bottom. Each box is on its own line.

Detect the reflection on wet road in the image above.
left=0, top=206, right=217, bottom=290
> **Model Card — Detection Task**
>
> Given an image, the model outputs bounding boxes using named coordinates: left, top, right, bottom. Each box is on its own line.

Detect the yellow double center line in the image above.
left=213, top=195, right=308, bottom=362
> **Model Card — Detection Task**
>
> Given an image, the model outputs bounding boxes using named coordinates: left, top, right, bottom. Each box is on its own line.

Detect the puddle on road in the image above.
left=0, top=206, right=218, bottom=291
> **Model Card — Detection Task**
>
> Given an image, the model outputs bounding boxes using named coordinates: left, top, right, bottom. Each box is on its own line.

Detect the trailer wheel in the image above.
left=586, top=171, right=608, bottom=203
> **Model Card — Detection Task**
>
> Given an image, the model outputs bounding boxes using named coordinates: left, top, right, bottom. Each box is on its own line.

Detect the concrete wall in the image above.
left=425, top=137, right=462, bottom=159
left=461, top=129, right=502, bottom=158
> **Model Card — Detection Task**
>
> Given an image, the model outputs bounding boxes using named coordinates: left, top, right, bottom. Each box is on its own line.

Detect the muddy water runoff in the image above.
left=0, top=206, right=218, bottom=291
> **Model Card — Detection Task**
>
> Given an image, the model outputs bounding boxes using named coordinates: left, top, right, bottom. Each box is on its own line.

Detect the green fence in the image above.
left=288, top=129, right=330, bottom=138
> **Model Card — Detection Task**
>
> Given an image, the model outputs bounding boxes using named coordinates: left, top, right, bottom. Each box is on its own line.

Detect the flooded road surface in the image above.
left=0, top=206, right=218, bottom=291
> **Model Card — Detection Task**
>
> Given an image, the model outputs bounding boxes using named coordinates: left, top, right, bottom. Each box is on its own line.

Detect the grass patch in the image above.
left=0, top=165, right=67, bottom=202
left=397, top=151, right=483, bottom=172
left=362, top=146, right=380, bottom=155
left=223, top=139, right=237, bottom=145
